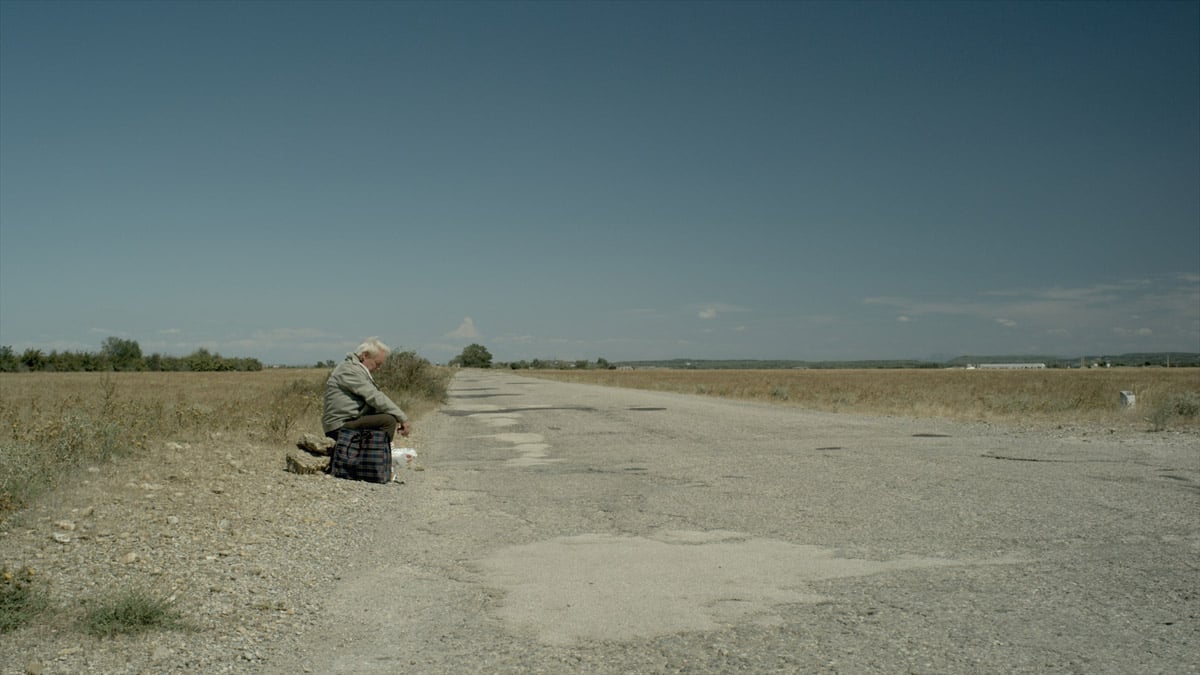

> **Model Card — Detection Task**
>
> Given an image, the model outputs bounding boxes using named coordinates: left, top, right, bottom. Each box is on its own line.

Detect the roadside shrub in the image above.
left=1167, top=391, right=1200, bottom=418
left=0, top=564, right=48, bottom=633
left=81, top=587, right=183, bottom=637
left=375, top=351, right=450, bottom=405
left=1148, top=391, right=1200, bottom=432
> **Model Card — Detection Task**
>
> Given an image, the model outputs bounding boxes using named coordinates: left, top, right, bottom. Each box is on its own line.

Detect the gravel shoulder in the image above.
left=0, top=429, right=420, bottom=675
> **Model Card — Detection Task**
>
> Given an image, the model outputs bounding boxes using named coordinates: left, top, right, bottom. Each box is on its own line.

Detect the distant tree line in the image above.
left=493, top=354, right=1199, bottom=370
left=0, top=337, right=262, bottom=373
left=505, top=357, right=614, bottom=370
left=444, top=345, right=620, bottom=370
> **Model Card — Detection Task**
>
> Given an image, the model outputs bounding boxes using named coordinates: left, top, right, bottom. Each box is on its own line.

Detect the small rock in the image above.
left=296, top=433, right=336, bottom=456
left=121, top=552, right=138, bottom=564
left=54, top=520, right=76, bottom=531
left=167, top=516, right=180, bottom=525
left=286, top=452, right=328, bottom=475
left=51, top=533, right=72, bottom=544
left=25, top=662, right=44, bottom=675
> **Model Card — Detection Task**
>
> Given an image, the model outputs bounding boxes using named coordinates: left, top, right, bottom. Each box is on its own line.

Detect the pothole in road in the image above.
left=477, top=530, right=1013, bottom=645
left=983, top=453, right=1069, bottom=463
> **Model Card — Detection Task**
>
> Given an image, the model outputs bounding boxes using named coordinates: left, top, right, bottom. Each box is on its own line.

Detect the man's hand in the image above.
left=398, top=421, right=412, bottom=437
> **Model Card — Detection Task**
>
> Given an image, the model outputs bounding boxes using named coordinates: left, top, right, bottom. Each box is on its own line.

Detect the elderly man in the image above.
left=322, top=337, right=411, bottom=442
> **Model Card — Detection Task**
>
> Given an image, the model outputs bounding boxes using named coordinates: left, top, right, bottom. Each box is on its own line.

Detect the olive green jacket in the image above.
left=321, top=353, right=409, bottom=433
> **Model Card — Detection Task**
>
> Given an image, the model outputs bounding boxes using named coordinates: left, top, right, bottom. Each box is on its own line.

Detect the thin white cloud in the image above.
left=495, top=333, right=536, bottom=344
left=447, top=317, right=481, bottom=340
left=866, top=276, right=1198, bottom=323
left=863, top=275, right=1200, bottom=352
left=694, top=302, right=749, bottom=320
left=192, top=328, right=350, bottom=360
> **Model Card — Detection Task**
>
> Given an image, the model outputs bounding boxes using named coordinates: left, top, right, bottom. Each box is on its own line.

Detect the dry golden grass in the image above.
left=0, top=370, right=327, bottom=441
left=529, top=368, right=1200, bottom=430
left=0, top=368, right=449, bottom=518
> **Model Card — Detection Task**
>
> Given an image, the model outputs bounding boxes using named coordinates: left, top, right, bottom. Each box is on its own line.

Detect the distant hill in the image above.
left=614, top=359, right=941, bottom=370
left=946, top=353, right=1200, bottom=368
left=613, top=353, right=1200, bottom=370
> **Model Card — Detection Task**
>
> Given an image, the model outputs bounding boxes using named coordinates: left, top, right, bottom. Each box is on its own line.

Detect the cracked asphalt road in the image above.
left=268, top=370, right=1198, bottom=674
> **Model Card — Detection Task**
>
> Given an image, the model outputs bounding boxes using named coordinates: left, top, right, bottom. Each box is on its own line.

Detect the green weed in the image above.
left=0, top=564, right=48, bottom=633
left=81, top=587, right=184, bottom=637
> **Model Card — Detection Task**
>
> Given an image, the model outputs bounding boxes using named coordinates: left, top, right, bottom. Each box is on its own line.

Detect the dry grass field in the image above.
left=0, top=368, right=447, bottom=519
left=529, top=367, right=1200, bottom=431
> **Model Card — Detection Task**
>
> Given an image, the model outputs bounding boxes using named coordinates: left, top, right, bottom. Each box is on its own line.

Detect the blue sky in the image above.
left=2, top=0, right=1197, bottom=365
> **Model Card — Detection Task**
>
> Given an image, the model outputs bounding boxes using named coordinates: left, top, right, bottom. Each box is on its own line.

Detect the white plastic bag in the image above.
left=391, top=447, right=417, bottom=466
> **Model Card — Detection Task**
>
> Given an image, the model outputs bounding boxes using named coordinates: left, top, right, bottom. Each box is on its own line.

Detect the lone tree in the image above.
left=453, top=343, right=493, bottom=368
left=101, top=337, right=143, bottom=371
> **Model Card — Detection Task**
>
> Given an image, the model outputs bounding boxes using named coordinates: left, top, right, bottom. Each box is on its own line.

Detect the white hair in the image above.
left=354, top=337, right=391, bottom=358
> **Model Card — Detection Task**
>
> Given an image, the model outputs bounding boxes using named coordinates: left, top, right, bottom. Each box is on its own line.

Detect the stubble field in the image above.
left=529, top=367, right=1200, bottom=431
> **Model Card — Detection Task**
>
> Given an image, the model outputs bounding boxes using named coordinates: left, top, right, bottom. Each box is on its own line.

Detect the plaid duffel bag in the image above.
left=328, top=428, right=392, bottom=484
